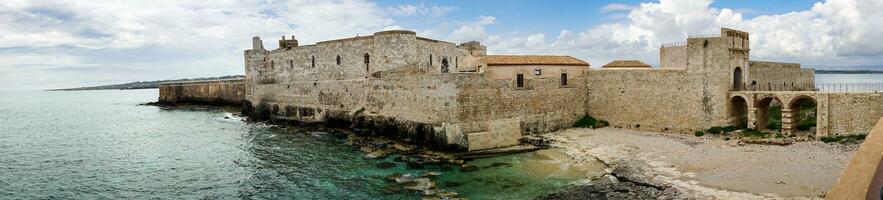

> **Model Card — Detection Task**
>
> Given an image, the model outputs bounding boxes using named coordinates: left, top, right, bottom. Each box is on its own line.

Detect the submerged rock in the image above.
left=490, top=162, right=513, bottom=168
left=421, top=171, right=441, bottom=178
left=360, top=146, right=376, bottom=153
left=402, top=178, right=436, bottom=191
left=407, top=160, right=425, bottom=169
left=376, top=162, right=396, bottom=169
left=460, top=164, right=479, bottom=172
left=381, top=185, right=402, bottom=194
left=393, top=143, right=415, bottom=152
left=364, top=150, right=388, bottom=159
left=385, top=172, right=403, bottom=183
left=394, top=173, right=417, bottom=183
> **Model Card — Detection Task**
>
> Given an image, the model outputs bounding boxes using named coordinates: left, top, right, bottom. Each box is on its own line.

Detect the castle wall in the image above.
left=158, top=79, right=245, bottom=106
left=454, top=74, right=587, bottom=150
left=585, top=69, right=709, bottom=132
left=826, top=92, right=883, bottom=135
left=748, top=61, right=815, bottom=89
left=660, top=46, right=687, bottom=68
left=482, top=65, right=586, bottom=80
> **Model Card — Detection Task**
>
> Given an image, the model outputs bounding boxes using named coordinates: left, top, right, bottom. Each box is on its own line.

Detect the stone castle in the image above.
left=159, top=28, right=883, bottom=152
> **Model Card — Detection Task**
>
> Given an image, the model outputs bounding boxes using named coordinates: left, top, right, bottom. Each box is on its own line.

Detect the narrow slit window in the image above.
left=560, top=73, right=568, bottom=86
left=516, top=74, right=524, bottom=88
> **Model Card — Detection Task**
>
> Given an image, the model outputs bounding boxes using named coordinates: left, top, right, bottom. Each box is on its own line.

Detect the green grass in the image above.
left=705, top=126, right=740, bottom=135
left=694, top=131, right=705, bottom=137
left=820, top=134, right=867, bottom=144
left=767, top=104, right=782, bottom=130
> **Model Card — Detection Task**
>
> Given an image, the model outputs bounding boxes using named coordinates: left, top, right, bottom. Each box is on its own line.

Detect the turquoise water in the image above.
left=0, top=89, right=585, bottom=199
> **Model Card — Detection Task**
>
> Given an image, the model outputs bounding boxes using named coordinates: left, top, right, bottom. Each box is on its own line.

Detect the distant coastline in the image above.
left=48, top=75, right=244, bottom=91
left=815, top=70, right=883, bottom=74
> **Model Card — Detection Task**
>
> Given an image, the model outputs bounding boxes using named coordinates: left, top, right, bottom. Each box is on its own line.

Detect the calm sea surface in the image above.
left=0, top=89, right=589, bottom=200
left=815, top=73, right=883, bottom=84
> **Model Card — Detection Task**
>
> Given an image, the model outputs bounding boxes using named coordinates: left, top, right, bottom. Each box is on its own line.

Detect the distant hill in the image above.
left=49, top=75, right=245, bottom=91
left=815, top=70, right=883, bottom=74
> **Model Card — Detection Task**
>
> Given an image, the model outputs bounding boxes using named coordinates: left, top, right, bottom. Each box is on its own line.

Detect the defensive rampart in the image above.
left=158, top=79, right=245, bottom=106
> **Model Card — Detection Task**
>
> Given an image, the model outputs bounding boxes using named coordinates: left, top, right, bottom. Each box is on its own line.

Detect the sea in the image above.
left=0, top=89, right=596, bottom=200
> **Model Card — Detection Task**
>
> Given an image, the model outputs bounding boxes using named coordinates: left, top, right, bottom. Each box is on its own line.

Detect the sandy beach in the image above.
left=549, top=127, right=858, bottom=199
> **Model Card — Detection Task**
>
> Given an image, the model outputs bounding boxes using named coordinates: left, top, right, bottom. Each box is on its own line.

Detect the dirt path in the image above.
left=550, top=127, right=857, bottom=199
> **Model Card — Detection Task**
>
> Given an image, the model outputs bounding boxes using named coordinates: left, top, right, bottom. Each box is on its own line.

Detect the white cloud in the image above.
left=462, top=0, right=883, bottom=67
left=0, top=0, right=397, bottom=90
left=601, top=3, right=636, bottom=13
left=388, top=3, right=455, bottom=17
left=446, top=16, right=497, bottom=43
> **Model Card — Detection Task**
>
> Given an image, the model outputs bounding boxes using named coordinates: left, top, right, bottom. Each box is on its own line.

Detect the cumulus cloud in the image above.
left=601, top=3, right=636, bottom=13
left=461, top=0, right=883, bottom=67
left=389, top=3, right=455, bottom=17
left=447, top=16, right=496, bottom=43
left=0, top=0, right=396, bottom=90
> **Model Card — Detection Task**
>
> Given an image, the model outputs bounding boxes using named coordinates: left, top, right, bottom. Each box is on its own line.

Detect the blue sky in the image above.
left=0, top=0, right=881, bottom=90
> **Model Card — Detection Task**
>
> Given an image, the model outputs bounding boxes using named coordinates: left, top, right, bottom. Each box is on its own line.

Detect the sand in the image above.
left=549, top=127, right=858, bottom=200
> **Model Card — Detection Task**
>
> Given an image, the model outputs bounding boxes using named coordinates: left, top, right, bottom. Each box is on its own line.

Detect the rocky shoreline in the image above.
left=544, top=127, right=856, bottom=199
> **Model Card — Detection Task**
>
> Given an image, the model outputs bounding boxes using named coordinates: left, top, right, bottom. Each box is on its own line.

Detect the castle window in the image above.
left=560, top=73, right=568, bottom=86
left=455, top=57, right=459, bottom=68
left=516, top=74, right=524, bottom=88
left=364, top=53, right=370, bottom=72
left=289, top=60, right=294, bottom=69
left=534, top=68, right=542, bottom=75
left=429, top=54, right=433, bottom=66
left=311, top=56, right=315, bottom=68
left=336, top=55, right=341, bottom=65
left=441, top=57, right=449, bottom=73
left=271, top=60, right=274, bottom=69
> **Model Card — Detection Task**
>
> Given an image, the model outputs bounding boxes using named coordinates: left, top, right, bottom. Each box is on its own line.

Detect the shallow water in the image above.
left=0, top=89, right=594, bottom=199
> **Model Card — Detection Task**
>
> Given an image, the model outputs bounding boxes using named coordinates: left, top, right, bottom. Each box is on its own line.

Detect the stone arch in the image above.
left=729, top=95, right=749, bottom=128
left=787, top=95, right=818, bottom=135
left=755, top=96, right=784, bottom=132
left=733, top=67, right=743, bottom=91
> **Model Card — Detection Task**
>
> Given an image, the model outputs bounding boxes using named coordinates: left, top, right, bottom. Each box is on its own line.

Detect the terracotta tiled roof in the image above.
left=602, top=60, right=651, bottom=68
left=483, top=55, right=590, bottom=66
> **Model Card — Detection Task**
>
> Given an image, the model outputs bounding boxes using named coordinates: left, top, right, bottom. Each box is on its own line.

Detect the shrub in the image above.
left=740, top=129, right=770, bottom=138
left=574, top=115, right=599, bottom=128
left=707, top=126, right=724, bottom=134
left=820, top=134, right=867, bottom=144
left=694, top=131, right=705, bottom=137
left=722, top=126, right=739, bottom=133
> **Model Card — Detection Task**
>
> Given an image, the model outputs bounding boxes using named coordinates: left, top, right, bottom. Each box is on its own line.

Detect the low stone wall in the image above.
left=158, top=79, right=245, bottom=106
left=826, top=92, right=883, bottom=136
